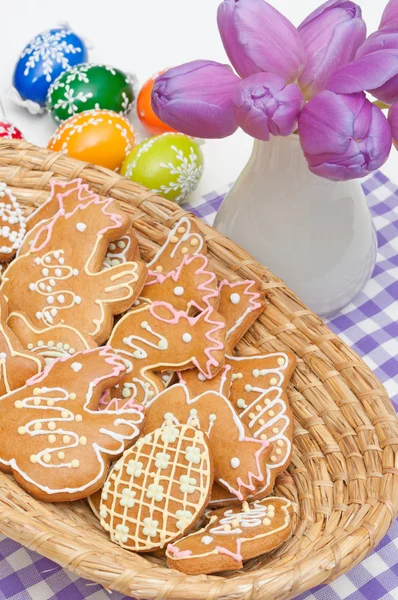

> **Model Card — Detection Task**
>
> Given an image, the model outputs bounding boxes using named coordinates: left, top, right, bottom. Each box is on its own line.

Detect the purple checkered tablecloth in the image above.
left=0, top=171, right=397, bottom=600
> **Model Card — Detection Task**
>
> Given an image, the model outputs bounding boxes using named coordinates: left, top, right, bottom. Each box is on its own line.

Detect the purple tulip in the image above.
left=217, top=0, right=306, bottom=82
left=388, top=102, right=398, bottom=148
left=327, top=1, right=398, bottom=104
left=151, top=60, right=240, bottom=138
left=298, top=0, right=366, bottom=99
left=380, top=0, right=398, bottom=30
left=298, top=91, right=392, bottom=181
left=232, top=73, right=304, bottom=141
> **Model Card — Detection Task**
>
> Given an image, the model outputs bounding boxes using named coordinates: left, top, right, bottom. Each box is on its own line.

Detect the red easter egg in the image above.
left=0, top=121, right=23, bottom=140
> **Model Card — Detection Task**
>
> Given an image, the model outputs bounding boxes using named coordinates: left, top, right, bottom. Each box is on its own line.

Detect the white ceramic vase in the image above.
left=213, top=135, right=377, bottom=317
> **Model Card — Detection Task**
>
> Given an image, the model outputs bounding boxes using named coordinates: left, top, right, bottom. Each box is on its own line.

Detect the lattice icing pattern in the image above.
left=100, top=421, right=213, bottom=551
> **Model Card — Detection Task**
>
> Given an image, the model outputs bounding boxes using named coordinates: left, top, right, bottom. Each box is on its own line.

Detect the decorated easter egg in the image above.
left=47, top=64, right=135, bottom=123
left=137, top=70, right=175, bottom=135
left=12, top=28, right=88, bottom=109
left=0, top=121, right=23, bottom=140
left=48, top=109, right=135, bottom=171
left=121, top=133, right=204, bottom=203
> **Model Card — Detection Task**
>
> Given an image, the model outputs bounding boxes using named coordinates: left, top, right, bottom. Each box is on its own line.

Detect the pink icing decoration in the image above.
left=149, top=301, right=225, bottom=378
left=167, top=544, right=193, bottom=559
left=145, top=253, right=219, bottom=310
left=30, top=178, right=125, bottom=253
left=216, top=539, right=243, bottom=563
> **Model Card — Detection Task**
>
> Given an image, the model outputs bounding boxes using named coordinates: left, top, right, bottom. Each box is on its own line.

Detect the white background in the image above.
left=2, top=0, right=397, bottom=202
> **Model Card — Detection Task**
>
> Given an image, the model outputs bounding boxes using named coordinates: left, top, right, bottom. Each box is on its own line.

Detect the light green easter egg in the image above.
left=121, top=133, right=204, bottom=203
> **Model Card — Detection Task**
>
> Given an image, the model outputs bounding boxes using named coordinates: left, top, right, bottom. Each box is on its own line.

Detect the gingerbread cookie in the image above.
left=210, top=352, right=296, bottom=507
left=103, top=228, right=140, bottom=269
left=0, top=347, right=144, bottom=502
left=147, top=217, right=205, bottom=275
left=178, top=363, right=232, bottom=398
left=141, top=253, right=219, bottom=312
left=2, top=179, right=147, bottom=344
left=0, top=292, right=44, bottom=395
left=143, top=384, right=272, bottom=501
left=100, top=419, right=213, bottom=551
left=107, top=301, right=226, bottom=407
left=0, top=183, right=26, bottom=262
left=167, top=496, right=293, bottom=574
left=8, top=312, right=96, bottom=364
left=218, top=280, right=266, bottom=352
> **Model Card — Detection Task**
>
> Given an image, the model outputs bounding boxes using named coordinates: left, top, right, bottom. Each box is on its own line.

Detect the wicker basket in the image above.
left=0, top=139, right=396, bottom=600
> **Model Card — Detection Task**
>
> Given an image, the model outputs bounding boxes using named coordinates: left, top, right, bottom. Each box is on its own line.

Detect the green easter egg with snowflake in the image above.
left=121, top=133, right=204, bottom=204
left=46, top=63, right=135, bottom=122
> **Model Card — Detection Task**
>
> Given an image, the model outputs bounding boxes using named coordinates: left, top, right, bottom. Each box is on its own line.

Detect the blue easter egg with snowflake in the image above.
left=13, top=27, right=88, bottom=108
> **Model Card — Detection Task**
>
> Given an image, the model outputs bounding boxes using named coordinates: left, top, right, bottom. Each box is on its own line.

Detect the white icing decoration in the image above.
left=146, top=482, right=164, bottom=502
left=201, top=535, right=213, bottom=545
left=179, top=474, right=197, bottom=494
left=174, top=286, right=184, bottom=296
left=231, top=457, right=240, bottom=469
left=230, top=293, right=240, bottom=304
left=182, top=333, right=192, bottom=343
left=76, top=222, right=87, bottom=232
left=175, top=509, right=193, bottom=531
left=120, top=488, right=136, bottom=508
left=71, top=362, right=82, bottom=372
left=185, top=446, right=201, bottom=464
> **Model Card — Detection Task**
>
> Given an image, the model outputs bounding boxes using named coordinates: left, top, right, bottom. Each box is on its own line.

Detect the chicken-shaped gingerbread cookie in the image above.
left=0, top=292, right=44, bottom=395
left=0, top=347, right=144, bottom=502
left=2, top=179, right=147, bottom=344
left=143, top=384, right=272, bottom=501
left=167, top=497, right=293, bottom=574
left=210, top=351, right=296, bottom=507
left=107, top=301, right=226, bottom=407
left=141, top=253, right=219, bottom=312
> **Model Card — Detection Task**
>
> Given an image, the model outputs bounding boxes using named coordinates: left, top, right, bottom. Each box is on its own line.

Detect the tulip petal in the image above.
left=380, top=0, right=398, bottom=30
left=217, top=0, right=259, bottom=78
left=299, top=90, right=392, bottom=181
left=298, top=91, right=358, bottom=155
left=156, top=99, right=238, bottom=138
left=299, top=4, right=366, bottom=98
left=152, top=60, right=240, bottom=138
left=356, top=29, right=398, bottom=58
left=228, top=0, right=306, bottom=83
left=327, top=49, right=398, bottom=94
left=232, top=73, right=304, bottom=141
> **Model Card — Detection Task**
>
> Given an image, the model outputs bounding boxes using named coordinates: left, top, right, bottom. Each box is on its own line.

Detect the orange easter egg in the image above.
left=48, top=109, right=135, bottom=170
left=137, top=70, right=176, bottom=135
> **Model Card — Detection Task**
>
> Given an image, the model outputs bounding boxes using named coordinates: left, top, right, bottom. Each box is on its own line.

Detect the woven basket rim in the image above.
left=0, top=139, right=396, bottom=600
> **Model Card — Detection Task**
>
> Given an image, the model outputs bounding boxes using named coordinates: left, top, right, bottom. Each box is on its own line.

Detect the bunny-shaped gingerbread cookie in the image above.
left=2, top=179, right=147, bottom=344
left=0, top=347, right=144, bottom=502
